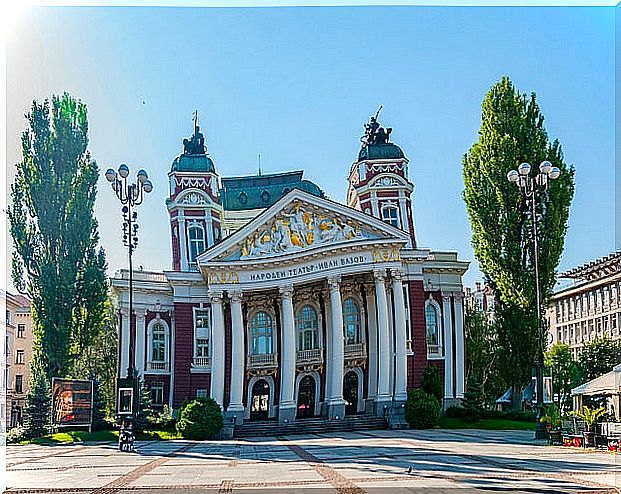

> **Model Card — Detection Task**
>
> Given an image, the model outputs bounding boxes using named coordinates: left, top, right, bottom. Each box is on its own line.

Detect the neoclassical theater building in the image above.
left=112, top=115, right=469, bottom=429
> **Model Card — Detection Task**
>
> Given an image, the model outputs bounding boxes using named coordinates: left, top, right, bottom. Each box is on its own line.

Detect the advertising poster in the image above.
left=51, top=378, right=93, bottom=427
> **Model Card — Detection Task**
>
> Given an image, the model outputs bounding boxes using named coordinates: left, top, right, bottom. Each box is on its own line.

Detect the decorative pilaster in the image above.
left=210, top=291, right=225, bottom=407
left=179, top=212, right=188, bottom=271
left=374, top=269, right=392, bottom=412
left=453, top=293, right=465, bottom=399
left=327, top=276, right=346, bottom=420
left=391, top=269, right=408, bottom=402
left=442, top=293, right=454, bottom=402
left=279, top=284, right=296, bottom=424
left=135, top=311, right=146, bottom=376
left=227, top=290, right=245, bottom=422
left=119, top=308, right=130, bottom=378
left=364, top=283, right=378, bottom=401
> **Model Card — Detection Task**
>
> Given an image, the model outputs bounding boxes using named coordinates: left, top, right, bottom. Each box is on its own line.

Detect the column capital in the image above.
left=209, top=290, right=224, bottom=304
left=279, top=284, right=294, bottom=300
left=442, top=294, right=451, bottom=303
left=390, top=268, right=404, bottom=281
left=327, top=275, right=341, bottom=292
left=453, top=292, right=464, bottom=301
left=228, top=290, right=243, bottom=304
left=373, top=268, right=386, bottom=282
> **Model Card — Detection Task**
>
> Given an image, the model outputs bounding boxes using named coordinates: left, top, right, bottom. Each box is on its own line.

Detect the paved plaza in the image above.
left=4, top=429, right=619, bottom=493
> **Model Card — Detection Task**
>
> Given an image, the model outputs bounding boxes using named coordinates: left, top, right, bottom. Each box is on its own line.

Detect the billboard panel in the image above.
left=51, top=378, right=93, bottom=427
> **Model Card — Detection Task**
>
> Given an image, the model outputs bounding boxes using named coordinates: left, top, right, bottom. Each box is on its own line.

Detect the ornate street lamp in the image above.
left=507, top=160, right=560, bottom=440
left=105, top=164, right=152, bottom=440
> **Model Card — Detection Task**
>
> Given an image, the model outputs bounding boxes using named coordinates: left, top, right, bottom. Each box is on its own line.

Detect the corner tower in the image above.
left=167, top=118, right=223, bottom=271
left=347, top=111, right=416, bottom=247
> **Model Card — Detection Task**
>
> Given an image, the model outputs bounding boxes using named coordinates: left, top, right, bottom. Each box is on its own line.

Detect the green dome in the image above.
left=358, top=143, right=405, bottom=161
left=171, top=154, right=216, bottom=173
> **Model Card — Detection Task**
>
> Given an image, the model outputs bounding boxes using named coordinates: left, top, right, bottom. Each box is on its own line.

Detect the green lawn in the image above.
left=440, top=417, right=536, bottom=430
left=23, top=429, right=180, bottom=445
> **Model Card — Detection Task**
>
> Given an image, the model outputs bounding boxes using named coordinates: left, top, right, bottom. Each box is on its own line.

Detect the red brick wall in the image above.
left=144, top=374, right=171, bottom=408
left=407, top=280, right=428, bottom=388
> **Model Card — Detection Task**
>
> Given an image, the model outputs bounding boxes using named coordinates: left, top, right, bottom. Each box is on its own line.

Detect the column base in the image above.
left=327, top=399, right=346, bottom=420
left=374, top=395, right=392, bottom=417
left=225, top=405, right=245, bottom=425
left=443, top=397, right=462, bottom=410
left=278, top=403, right=296, bottom=425
left=387, top=399, right=409, bottom=429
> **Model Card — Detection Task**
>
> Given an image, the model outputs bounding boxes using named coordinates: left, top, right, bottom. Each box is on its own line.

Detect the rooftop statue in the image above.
left=361, top=106, right=393, bottom=146
left=183, top=111, right=207, bottom=155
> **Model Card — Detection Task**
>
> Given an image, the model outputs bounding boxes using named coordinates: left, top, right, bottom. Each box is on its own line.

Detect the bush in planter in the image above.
left=176, top=397, right=223, bottom=440
left=405, top=389, right=441, bottom=429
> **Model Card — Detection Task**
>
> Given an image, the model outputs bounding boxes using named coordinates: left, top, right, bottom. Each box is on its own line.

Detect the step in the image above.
left=233, top=415, right=388, bottom=437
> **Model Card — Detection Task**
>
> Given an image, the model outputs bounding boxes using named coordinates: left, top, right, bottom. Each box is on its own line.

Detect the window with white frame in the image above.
left=196, top=389, right=208, bottom=399
left=251, top=311, right=273, bottom=355
left=150, top=381, right=164, bottom=406
left=296, top=305, right=319, bottom=351
left=151, top=322, right=166, bottom=362
left=425, top=303, right=441, bottom=355
left=15, top=349, right=24, bottom=364
left=381, top=205, right=400, bottom=228
left=343, top=298, right=361, bottom=345
left=188, top=224, right=205, bottom=262
left=194, top=309, right=211, bottom=364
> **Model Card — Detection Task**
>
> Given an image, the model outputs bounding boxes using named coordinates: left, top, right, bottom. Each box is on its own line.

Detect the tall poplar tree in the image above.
left=463, top=77, right=574, bottom=408
left=9, top=93, right=108, bottom=379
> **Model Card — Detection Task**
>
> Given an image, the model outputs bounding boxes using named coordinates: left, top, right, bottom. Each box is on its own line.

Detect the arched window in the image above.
left=381, top=205, right=400, bottom=228
left=425, top=304, right=440, bottom=354
left=188, top=225, right=205, bottom=262
left=343, top=298, right=361, bottom=345
left=251, top=311, right=273, bottom=355
left=296, top=305, right=319, bottom=351
left=151, top=322, right=166, bottom=362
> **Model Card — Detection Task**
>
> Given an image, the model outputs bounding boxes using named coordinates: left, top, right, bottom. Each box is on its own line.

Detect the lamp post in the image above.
left=507, top=160, right=560, bottom=440
left=105, top=164, right=152, bottom=431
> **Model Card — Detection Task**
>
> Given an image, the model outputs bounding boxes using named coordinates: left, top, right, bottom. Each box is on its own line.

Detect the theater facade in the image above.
left=111, top=115, right=469, bottom=429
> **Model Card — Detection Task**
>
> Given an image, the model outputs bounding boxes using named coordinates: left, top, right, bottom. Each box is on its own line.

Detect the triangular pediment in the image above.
left=197, top=189, right=410, bottom=265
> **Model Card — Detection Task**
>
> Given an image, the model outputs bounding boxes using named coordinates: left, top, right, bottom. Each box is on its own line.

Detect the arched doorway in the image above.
left=297, top=375, right=316, bottom=418
left=344, top=371, right=359, bottom=415
left=250, top=379, right=270, bottom=421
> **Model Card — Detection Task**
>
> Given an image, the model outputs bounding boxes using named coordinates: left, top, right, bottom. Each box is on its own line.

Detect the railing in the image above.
left=296, top=348, right=322, bottom=364
left=427, top=344, right=442, bottom=356
left=147, top=361, right=169, bottom=372
left=344, top=342, right=366, bottom=358
left=247, top=353, right=278, bottom=369
left=193, top=356, right=211, bottom=367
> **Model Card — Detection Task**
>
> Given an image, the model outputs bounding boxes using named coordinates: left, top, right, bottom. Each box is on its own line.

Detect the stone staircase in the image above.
left=233, top=414, right=388, bottom=438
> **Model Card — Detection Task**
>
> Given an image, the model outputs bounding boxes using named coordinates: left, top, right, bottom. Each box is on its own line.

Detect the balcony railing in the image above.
left=344, top=342, right=366, bottom=359
left=193, top=356, right=211, bottom=367
left=427, top=344, right=442, bottom=356
left=296, top=348, right=323, bottom=365
left=247, top=353, right=278, bottom=369
left=146, top=361, right=169, bottom=372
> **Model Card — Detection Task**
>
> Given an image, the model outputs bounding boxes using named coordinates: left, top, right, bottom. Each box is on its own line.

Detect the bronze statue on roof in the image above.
left=183, top=110, right=207, bottom=155
left=361, top=106, right=393, bottom=146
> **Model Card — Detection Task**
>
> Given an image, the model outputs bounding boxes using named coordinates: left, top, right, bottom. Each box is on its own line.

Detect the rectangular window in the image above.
left=196, top=338, right=210, bottom=357
left=15, top=375, right=23, bottom=394
left=381, top=206, right=400, bottom=228
left=17, top=324, right=25, bottom=338
left=15, top=350, right=25, bottom=364
left=150, top=382, right=164, bottom=406
left=196, top=389, right=208, bottom=399
left=194, top=309, right=211, bottom=358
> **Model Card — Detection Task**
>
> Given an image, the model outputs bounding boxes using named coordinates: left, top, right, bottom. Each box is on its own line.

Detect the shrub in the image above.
left=462, top=378, right=483, bottom=422
left=23, top=370, right=51, bottom=439
left=148, top=405, right=176, bottom=429
left=7, top=426, right=29, bottom=444
left=444, top=405, right=469, bottom=419
left=176, top=398, right=223, bottom=440
left=419, top=366, right=443, bottom=404
left=405, top=389, right=441, bottom=429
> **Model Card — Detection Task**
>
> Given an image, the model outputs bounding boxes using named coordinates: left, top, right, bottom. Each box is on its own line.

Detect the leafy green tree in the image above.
left=578, top=336, right=620, bottom=382
left=544, top=343, right=579, bottom=412
left=23, top=365, right=51, bottom=438
left=9, top=93, right=108, bottom=379
left=462, top=77, right=575, bottom=409
left=419, top=365, right=443, bottom=404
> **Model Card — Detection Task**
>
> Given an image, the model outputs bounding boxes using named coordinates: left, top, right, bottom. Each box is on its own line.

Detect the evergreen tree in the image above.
left=133, top=376, right=154, bottom=433
left=419, top=365, right=443, bottom=404
left=9, top=93, right=107, bottom=379
left=23, top=365, right=51, bottom=438
left=462, top=77, right=575, bottom=409
left=462, top=377, right=483, bottom=422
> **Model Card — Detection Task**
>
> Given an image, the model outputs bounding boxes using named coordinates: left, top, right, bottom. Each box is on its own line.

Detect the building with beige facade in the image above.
left=547, top=252, right=621, bottom=359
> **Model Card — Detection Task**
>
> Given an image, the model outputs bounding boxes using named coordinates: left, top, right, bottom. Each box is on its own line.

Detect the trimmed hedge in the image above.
left=176, top=397, right=223, bottom=440
left=405, top=389, right=441, bottom=429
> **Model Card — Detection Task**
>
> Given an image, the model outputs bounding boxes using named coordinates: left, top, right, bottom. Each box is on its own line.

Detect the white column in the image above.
left=228, top=291, right=245, bottom=420
left=135, top=311, right=146, bottom=376
left=374, top=269, right=392, bottom=404
left=453, top=293, right=465, bottom=399
left=205, top=210, right=214, bottom=247
left=119, top=309, right=130, bottom=378
left=210, top=291, right=225, bottom=407
left=279, top=285, right=296, bottom=423
left=323, top=287, right=333, bottom=401
left=442, top=293, right=454, bottom=401
left=327, top=276, right=346, bottom=419
left=179, top=212, right=188, bottom=271
left=169, top=313, right=175, bottom=408
left=391, top=269, right=408, bottom=402
left=371, top=192, right=379, bottom=217
left=365, top=283, right=378, bottom=400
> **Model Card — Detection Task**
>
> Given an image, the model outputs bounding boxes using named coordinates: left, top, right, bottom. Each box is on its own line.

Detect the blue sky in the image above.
left=5, top=5, right=617, bottom=288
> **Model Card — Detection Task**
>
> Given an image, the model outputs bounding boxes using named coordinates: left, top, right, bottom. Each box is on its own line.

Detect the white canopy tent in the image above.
left=571, top=364, right=621, bottom=420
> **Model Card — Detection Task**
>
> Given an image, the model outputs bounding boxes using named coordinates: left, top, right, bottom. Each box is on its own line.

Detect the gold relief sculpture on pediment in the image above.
left=241, top=203, right=365, bottom=259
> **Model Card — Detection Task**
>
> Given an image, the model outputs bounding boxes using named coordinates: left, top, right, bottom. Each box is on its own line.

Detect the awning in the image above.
left=571, top=364, right=621, bottom=396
